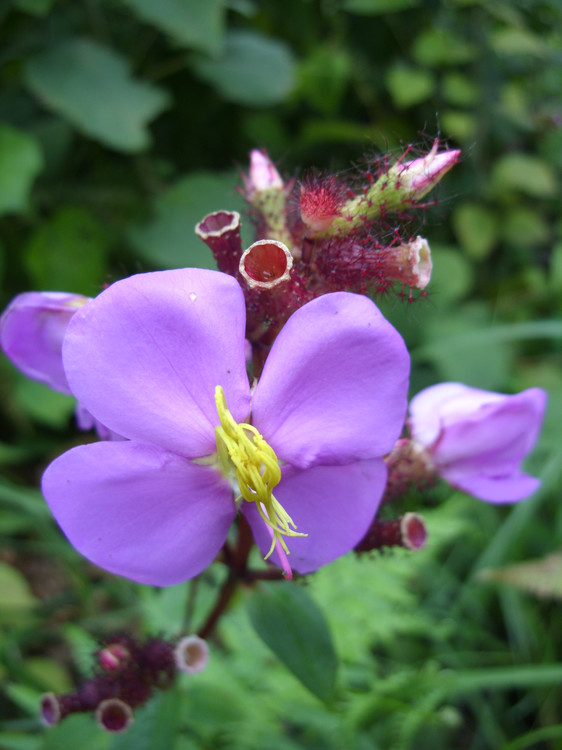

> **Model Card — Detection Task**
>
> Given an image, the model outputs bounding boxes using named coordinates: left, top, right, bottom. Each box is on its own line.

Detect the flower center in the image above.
left=214, top=385, right=306, bottom=560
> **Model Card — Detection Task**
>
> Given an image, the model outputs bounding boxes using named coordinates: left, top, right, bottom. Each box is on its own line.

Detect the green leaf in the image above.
left=502, top=206, right=550, bottom=248
left=193, top=31, right=296, bottom=107
left=42, top=714, right=111, bottom=750
left=429, top=246, right=474, bottom=302
left=120, top=0, right=226, bottom=55
left=23, top=657, right=72, bottom=693
left=385, top=65, right=435, bottom=109
left=453, top=203, right=498, bottom=260
left=24, top=206, right=108, bottom=295
left=9, top=0, right=54, bottom=14
left=25, top=39, right=169, bottom=153
left=247, top=582, right=338, bottom=703
left=491, top=28, right=550, bottom=58
left=0, top=562, right=37, bottom=616
left=412, top=27, right=477, bottom=66
left=0, top=126, right=43, bottom=216
left=343, top=0, right=420, bottom=13
left=109, top=688, right=180, bottom=750
left=15, top=378, right=75, bottom=428
left=128, top=171, right=247, bottom=269
left=491, top=153, right=558, bottom=198
left=297, top=46, right=352, bottom=115
left=0, top=733, right=41, bottom=750
left=478, top=553, right=562, bottom=600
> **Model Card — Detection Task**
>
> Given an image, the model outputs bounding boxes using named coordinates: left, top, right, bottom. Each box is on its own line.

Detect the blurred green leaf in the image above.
left=298, top=46, right=351, bottom=115
left=24, top=206, right=108, bottom=295
left=0, top=733, right=41, bottom=750
left=478, top=553, right=562, bottom=600
left=430, top=245, right=474, bottom=302
left=15, top=379, right=75, bottom=428
left=247, top=582, right=338, bottom=703
left=453, top=203, right=498, bottom=259
left=440, top=110, right=476, bottom=141
left=343, top=0, right=420, bottom=13
left=9, top=0, right=54, bottom=13
left=139, top=582, right=189, bottom=636
left=120, top=0, right=226, bottom=55
left=24, top=657, right=72, bottom=693
left=491, top=153, right=558, bottom=198
left=25, top=39, right=170, bottom=152
left=549, top=241, right=562, bottom=291
left=193, top=31, right=296, bottom=107
left=42, top=714, right=111, bottom=750
left=412, top=28, right=476, bottom=65
left=442, top=72, right=478, bottom=107
left=418, top=305, right=513, bottom=389
left=109, top=688, right=180, bottom=750
left=128, top=171, right=246, bottom=269
left=491, top=28, right=550, bottom=58
left=502, top=206, right=550, bottom=248
left=0, top=562, right=37, bottom=616
left=386, top=65, right=435, bottom=108
left=0, top=126, right=43, bottom=216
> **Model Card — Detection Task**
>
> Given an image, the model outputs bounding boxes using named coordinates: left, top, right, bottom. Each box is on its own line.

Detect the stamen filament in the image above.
left=214, top=386, right=307, bottom=559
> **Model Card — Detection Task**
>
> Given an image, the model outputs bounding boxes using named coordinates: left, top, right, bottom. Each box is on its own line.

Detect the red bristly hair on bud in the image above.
left=299, top=173, right=347, bottom=233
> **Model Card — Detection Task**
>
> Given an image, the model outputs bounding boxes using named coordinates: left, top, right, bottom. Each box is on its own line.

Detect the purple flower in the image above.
left=42, top=268, right=409, bottom=585
left=409, top=383, right=547, bottom=503
left=0, top=291, right=89, bottom=393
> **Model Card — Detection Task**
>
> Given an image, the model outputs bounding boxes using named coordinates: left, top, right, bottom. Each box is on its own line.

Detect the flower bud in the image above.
left=98, top=643, right=131, bottom=672
left=392, top=142, right=461, bottom=202
left=243, top=149, right=284, bottom=199
left=95, top=698, right=134, bottom=733
left=174, top=635, right=209, bottom=674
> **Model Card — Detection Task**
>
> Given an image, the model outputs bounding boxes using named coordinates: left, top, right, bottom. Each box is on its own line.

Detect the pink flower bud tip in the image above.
left=244, top=149, right=284, bottom=196
left=174, top=635, right=209, bottom=674
left=398, top=141, right=461, bottom=199
left=98, top=643, right=131, bottom=671
left=239, top=240, right=293, bottom=289
left=95, top=698, right=134, bottom=733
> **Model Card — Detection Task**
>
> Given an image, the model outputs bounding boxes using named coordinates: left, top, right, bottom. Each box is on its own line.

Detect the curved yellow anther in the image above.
left=214, top=386, right=306, bottom=558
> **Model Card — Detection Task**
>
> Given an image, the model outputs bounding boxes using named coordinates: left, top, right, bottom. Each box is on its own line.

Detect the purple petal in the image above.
left=0, top=291, right=89, bottom=393
left=251, top=293, right=409, bottom=469
left=42, top=441, right=236, bottom=585
left=410, top=384, right=547, bottom=504
left=242, top=459, right=386, bottom=574
left=63, top=269, right=251, bottom=459
left=442, top=468, right=540, bottom=504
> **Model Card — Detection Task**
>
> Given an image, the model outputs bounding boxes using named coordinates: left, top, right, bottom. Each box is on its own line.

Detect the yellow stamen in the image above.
left=214, top=385, right=306, bottom=559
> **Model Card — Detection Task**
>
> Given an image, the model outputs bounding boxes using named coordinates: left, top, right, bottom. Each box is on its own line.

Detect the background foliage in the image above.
left=0, top=0, right=561, bottom=748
